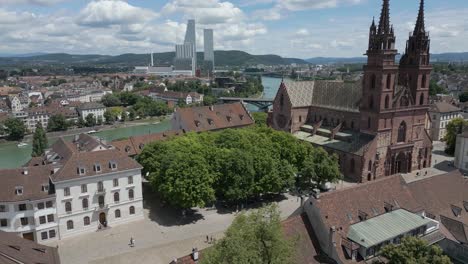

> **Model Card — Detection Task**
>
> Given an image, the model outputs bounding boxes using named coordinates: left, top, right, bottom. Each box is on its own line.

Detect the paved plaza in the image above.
left=48, top=184, right=302, bottom=264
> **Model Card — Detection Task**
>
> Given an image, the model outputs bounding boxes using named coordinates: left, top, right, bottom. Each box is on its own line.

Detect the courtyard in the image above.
left=48, top=184, right=302, bottom=264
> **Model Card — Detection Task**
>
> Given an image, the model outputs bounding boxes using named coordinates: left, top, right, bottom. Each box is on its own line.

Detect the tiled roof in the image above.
left=429, top=102, right=461, bottom=113
left=282, top=80, right=362, bottom=111
left=0, top=230, right=61, bottom=264
left=77, top=102, right=105, bottom=110
left=308, top=175, right=421, bottom=263
left=172, top=103, right=254, bottom=132
left=112, top=130, right=182, bottom=156
left=408, top=170, right=468, bottom=243
left=282, top=214, right=334, bottom=264
left=0, top=166, right=54, bottom=202
left=43, top=135, right=142, bottom=183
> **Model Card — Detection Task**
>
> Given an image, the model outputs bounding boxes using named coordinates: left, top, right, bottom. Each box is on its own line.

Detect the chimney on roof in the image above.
left=209, top=105, right=214, bottom=111
left=74, top=134, right=79, bottom=142
left=329, top=226, right=337, bottom=254
left=192, top=248, right=199, bottom=261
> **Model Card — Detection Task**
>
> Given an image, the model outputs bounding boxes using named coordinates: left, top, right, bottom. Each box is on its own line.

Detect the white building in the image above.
left=0, top=134, right=144, bottom=243
left=454, top=129, right=468, bottom=171
left=77, top=102, right=106, bottom=122
left=429, top=102, right=462, bottom=141
left=0, top=166, right=59, bottom=243
left=48, top=135, right=143, bottom=239
left=25, top=107, right=50, bottom=132
left=7, top=95, right=23, bottom=113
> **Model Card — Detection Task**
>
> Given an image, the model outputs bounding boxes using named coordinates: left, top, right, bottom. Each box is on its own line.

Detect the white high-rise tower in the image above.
left=204, top=29, right=214, bottom=72
left=184, top=19, right=196, bottom=75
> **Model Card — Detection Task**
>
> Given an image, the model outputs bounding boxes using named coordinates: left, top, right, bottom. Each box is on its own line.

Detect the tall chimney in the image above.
left=151, top=52, right=154, bottom=67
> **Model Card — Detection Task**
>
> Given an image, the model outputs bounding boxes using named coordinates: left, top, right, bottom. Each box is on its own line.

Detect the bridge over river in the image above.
left=218, top=97, right=274, bottom=110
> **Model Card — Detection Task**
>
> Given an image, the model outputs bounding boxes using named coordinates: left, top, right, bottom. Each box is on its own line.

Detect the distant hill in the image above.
left=0, top=51, right=309, bottom=67
left=306, top=52, right=468, bottom=65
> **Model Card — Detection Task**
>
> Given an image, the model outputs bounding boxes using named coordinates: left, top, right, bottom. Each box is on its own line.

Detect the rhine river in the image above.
left=0, top=76, right=282, bottom=169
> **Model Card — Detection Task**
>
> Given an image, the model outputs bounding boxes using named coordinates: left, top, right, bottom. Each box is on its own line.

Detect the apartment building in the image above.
left=1, top=134, right=144, bottom=242
left=429, top=102, right=462, bottom=141
left=0, top=166, right=58, bottom=243
left=45, top=134, right=143, bottom=239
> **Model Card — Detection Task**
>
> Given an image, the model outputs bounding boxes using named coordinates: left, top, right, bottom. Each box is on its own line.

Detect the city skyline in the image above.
left=0, top=0, right=466, bottom=58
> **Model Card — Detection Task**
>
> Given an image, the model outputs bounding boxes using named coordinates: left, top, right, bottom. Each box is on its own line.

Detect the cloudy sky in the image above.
left=0, top=0, right=466, bottom=58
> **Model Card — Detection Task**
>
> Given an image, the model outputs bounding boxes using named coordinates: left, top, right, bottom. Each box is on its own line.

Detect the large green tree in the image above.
left=32, top=123, right=48, bottom=157
left=101, top=93, right=122, bottom=107
left=298, top=148, right=342, bottom=192
left=47, top=114, right=69, bottom=132
left=444, top=117, right=468, bottom=155
left=459, top=91, right=468, bottom=103
left=4, top=118, right=26, bottom=141
left=379, top=236, right=452, bottom=264
left=85, top=113, right=96, bottom=127
left=252, top=112, right=268, bottom=127
left=201, top=205, right=294, bottom=264
left=138, top=127, right=340, bottom=208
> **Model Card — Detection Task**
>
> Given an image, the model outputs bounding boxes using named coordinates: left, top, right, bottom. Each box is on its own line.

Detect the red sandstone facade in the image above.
left=269, top=0, right=433, bottom=183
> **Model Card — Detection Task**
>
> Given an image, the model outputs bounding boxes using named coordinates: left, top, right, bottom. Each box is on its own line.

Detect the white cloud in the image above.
left=296, top=29, right=310, bottom=37
left=77, top=0, right=158, bottom=27
left=162, top=0, right=244, bottom=25
left=0, top=0, right=65, bottom=5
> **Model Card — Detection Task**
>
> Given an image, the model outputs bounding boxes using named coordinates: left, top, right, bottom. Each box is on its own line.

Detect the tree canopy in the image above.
left=47, top=114, right=69, bottom=132
left=379, top=236, right=452, bottom=264
left=459, top=91, right=468, bottom=103
left=85, top=113, right=96, bottom=127
left=32, top=123, right=47, bottom=157
left=201, top=204, right=294, bottom=264
left=444, top=117, right=467, bottom=155
left=138, top=127, right=341, bottom=209
left=4, top=118, right=26, bottom=141
left=252, top=112, right=268, bottom=127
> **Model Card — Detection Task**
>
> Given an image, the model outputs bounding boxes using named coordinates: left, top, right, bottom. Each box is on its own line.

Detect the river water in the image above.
left=0, top=77, right=281, bottom=169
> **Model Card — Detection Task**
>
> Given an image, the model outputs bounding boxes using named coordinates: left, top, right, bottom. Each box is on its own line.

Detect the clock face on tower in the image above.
left=275, top=114, right=288, bottom=129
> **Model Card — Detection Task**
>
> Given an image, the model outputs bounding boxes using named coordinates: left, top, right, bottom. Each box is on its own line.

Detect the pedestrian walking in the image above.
left=129, top=237, right=135, bottom=247
left=210, top=236, right=213, bottom=243
left=206, top=235, right=209, bottom=243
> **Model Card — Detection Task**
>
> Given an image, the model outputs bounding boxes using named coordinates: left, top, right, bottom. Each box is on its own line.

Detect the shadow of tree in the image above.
left=142, top=183, right=205, bottom=227
left=214, top=193, right=289, bottom=215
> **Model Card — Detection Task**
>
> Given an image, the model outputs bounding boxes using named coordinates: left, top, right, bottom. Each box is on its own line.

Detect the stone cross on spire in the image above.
left=413, top=0, right=425, bottom=35
left=378, top=0, right=391, bottom=34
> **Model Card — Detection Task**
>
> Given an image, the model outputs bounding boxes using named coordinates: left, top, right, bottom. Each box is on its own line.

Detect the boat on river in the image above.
left=17, top=142, right=28, bottom=148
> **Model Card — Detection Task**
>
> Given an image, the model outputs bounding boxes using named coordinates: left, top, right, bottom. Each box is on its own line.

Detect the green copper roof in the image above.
left=347, top=209, right=432, bottom=248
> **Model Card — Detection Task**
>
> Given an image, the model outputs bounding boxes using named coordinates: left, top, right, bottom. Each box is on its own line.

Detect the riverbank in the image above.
left=0, top=118, right=172, bottom=169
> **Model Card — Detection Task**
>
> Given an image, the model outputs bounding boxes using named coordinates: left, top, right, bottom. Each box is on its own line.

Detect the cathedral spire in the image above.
left=378, top=0, right=391, bottom=34
left=413, top=0, right=425, bottom=35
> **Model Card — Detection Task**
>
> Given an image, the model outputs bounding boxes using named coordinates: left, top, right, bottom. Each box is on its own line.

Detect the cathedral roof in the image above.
left=283, top=80, right=362, bottom=112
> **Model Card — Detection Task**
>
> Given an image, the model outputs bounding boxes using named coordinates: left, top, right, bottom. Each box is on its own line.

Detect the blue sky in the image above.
left=0, top=0, right=466, bottom=58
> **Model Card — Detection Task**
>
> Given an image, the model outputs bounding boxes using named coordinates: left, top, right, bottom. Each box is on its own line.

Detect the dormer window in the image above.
left=125, top=146, right=131, bottom=153
left=207, top=119, right=214, bottom=125
left=239, top=114, right=244, bottom=120
left=463, top=201, right=468, bottom=212
left=94, top=164, right=101, bottom=172
left=77, top=167, right=85, bottom=175
left=451, top=205, right=462, bottom=217
left=227, top=116, right=232, bottom=122
left=15, top=186, right=23, bottom=196
left=358, top=210, right=368, bottom=221
left=109, top=161, right=117, bottom=170
left=41, top=185, right=49, bottom=193
left=139, top=143, right=144, bottom=150
left=194, top=120, right=200, bottom=127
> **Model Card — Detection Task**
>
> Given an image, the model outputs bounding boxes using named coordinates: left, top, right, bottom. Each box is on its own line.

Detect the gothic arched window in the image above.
left=385, top=95, right=389, bottom=109
left=400, top=96, right=409, bottom=107
left=368, top=117, right=371, bottom=129
left=350, top=159, right=355, bottom=174
left=280, top=94, right=284, bottom=110
left=368, top=160, right=372, bottom=171
left=387, top=74, right=392, bottom=89
left=419, top=93, right=425, bottom=105
left=398, top=121, right=407, bottom=143
left=369, top=96, right=374, bottom=109
left=371, top=74, right=376, bottom=89
left=422, top=75, right=427, bottom=88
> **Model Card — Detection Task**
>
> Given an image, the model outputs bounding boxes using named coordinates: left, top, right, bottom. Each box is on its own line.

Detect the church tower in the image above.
left=399, top=0, right=432, bottom=107
left=360, top=0, right=398, bottom=135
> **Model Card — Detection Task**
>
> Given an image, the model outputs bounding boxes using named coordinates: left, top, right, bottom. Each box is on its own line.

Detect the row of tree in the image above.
left=137, top=127, right=342, bottom=209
